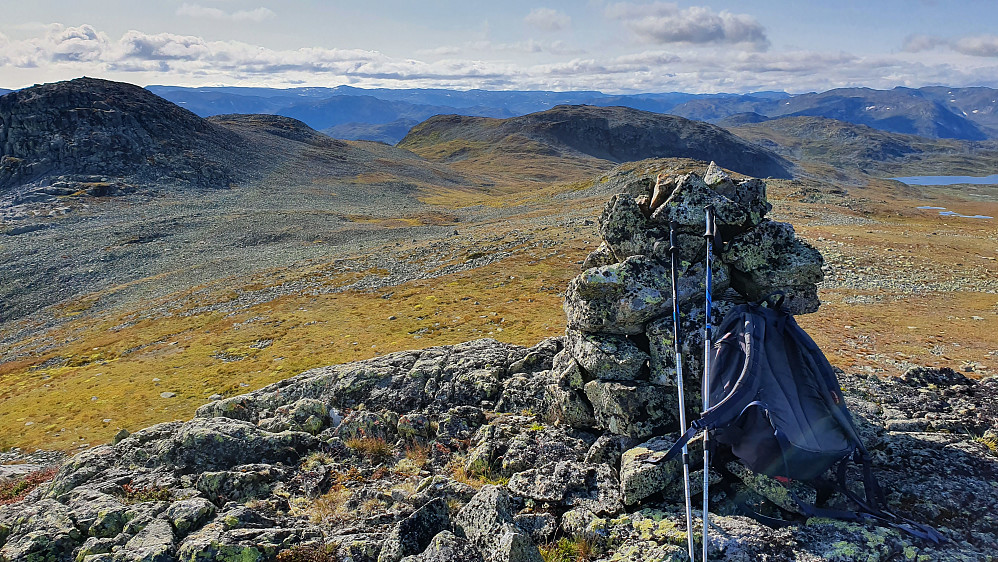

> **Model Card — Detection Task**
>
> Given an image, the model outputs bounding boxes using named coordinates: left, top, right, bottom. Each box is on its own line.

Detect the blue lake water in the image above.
left=893, top=174, right=998, bottom=185
left=916, top=206, right=993, bottom=219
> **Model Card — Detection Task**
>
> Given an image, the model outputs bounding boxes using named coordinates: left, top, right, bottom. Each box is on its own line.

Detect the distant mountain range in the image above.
left=133, top=85, right=998, bottom=144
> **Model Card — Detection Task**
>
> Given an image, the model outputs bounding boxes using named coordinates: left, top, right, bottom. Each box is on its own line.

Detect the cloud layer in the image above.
left=176, top=4, right=276, bottom=22
left=1, top=23, right=997, bottom=93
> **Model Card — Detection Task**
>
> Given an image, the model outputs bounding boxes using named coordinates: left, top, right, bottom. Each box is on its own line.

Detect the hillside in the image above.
left=0, top=79, right=471, bottom=339
left=323, top=118, right=421, bottom=144
left=727, top=115, right=998, bottom=178
left=399, top=105, right=793, bottom=183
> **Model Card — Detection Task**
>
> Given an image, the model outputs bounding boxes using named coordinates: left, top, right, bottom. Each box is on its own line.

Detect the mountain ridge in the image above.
left=399, top=104, right=793, bottom=181
left=145, top=83, right=998, bottom=143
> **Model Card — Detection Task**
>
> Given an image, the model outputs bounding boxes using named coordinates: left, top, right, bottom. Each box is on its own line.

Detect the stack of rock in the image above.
left=547, top=161, right=824, bottom=452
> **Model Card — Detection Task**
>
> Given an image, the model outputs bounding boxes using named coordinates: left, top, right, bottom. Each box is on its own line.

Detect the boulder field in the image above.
left=1, top=163, right=995, bottom=562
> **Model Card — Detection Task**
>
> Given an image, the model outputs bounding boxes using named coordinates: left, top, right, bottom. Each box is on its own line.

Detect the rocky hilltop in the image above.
left=1, top=164, right=996, bottom=562
left=0, top=78, right=243, bottom=203
left=399, top=105, right=793, bottom=180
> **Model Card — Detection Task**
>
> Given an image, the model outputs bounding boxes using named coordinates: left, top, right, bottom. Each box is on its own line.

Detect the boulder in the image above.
left=0, top=499, right=82, bottom=561
left=399, top=530, right=483, bottom=562
left=378, top=497, right=451, bottom=562
left=565, top=255, right=701, bottom=335
left=619, top=436, right=682, bottom=506
left=507, top=460, right=622, bottom=515
left=566, top=329, right=649, bottom=381
left=454, top=485, right=545, bottom=562
left=584, top=381, right=677, bottom=439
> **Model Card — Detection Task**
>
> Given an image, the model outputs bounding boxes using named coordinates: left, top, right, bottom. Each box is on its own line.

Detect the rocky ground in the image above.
left=2, top=168, right=995, bottom=562
left=1, top=336, right=994, bottom=562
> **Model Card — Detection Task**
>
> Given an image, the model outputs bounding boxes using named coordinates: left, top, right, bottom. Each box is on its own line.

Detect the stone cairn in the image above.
left=547, top=161, right=824, bottom=462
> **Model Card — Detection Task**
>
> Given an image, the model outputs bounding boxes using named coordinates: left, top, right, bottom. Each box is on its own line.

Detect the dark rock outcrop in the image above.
left=0, top=77, right=243, bottom=199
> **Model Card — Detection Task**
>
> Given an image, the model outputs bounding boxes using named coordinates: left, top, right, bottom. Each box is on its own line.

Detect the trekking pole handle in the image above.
left=669, top=221, right=680, bottom=255
left=704, top=205, right=716, bottom=240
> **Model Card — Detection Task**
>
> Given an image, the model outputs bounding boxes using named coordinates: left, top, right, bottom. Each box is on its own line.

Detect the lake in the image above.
left=893, top=174, right=998, bottom=185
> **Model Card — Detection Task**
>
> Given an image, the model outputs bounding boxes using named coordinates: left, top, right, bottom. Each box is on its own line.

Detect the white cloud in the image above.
left=902, top=34, right=947, bottom=53
left=48, top=24, right=111, bottom=62
left=607, top=2, right=768, bottom=50
left=953, top=35, right=998, bottom=58
left=176, top=3, right=276, bottom=22
left=524, top=8, right=571, bottom=32
left=901, top=33, right=998, bottom=58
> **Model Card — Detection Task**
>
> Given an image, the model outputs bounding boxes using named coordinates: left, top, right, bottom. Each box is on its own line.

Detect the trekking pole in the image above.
left=668, top=221, right=696, bottom=562
left=702, top=206, right=717, bottom=561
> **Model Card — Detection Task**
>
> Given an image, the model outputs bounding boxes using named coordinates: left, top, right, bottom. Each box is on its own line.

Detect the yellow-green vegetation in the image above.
left=307, top=485, right=352, bottom=524
left=344, top=437, right=393, bottom=464
left=1, top=159, right=996, bottom=455
left=0, top=224, right=591, bottom=451
left=449, top=455, right=510, bottom=489
left=0, top=467, right=57, bottom=506
left=539, top=536, right=597, bottom=562
left=119, top=482, right=172, bottom=504
left=274, top=544, right=340, bottom=562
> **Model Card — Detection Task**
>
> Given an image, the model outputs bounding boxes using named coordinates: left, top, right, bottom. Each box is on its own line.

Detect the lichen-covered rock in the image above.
left=512, top=512, right=557, bottom=544
left=378, top=497, right=450, bottom=562
left=507, top=460, right=622, bottom=515
left=196, top=464, right=286, bottom=504
left=582, top=242, right=617, bottom=270
left=334, top=410, right=396, bottom=441
left=397, top=413, right=434, bottom=440
left=399, top=530, right=483, bottom=562
left=584, top=381, right=677, bottom=439
left=544, top=384, right=597, bottom=429
left=495, top=370, right=553, bottom=414
left=723, top=219, right=823, bottom=313
left=598, top=193, right=654, bottom=261
left=620, top=436, right=682, bottom=506
left=566, top=329, right=649, bottom=381
left=564, top=255, right=672, bottom=335
left=164, top=497, right=216, bottom=537
left=650, top=173, right=749, bottom=230
left=258, top=398, right=329, bottom=434
left=725, top=462, right=816, bottom=515
left=454, top=485, right=519, bottom=557
left=116, top=517, right=175, bottom=562
left=607, top=541, right=686, bottom=562
left=0, top=498, right=82, bottom=561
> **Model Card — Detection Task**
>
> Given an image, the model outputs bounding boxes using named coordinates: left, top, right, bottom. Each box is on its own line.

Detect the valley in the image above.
left=1, top=80, right=997, bottom=453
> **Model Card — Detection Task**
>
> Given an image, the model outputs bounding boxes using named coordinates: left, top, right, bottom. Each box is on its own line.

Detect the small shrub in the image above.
left=275, top=543, right=340, bottom=562
left=448, top=456, right=509, bottom=489
left=120, top=482, right=172, bottom=504
left=301, top=451, right=333, bottom=471
left=539, top=537, right=596, bottom=562
left=0, top=467, right=57, bottom=505
left=344, top=437, right=393, bottom=464
left=404, top=443, right=431, bottom=467
left=359, top=497, right=386, bottom=516
left=310, top=485, right=352, bottom=524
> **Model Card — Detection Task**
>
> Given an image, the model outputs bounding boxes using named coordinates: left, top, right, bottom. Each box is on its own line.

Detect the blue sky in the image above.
left=2, top=1, right=997, bottom=93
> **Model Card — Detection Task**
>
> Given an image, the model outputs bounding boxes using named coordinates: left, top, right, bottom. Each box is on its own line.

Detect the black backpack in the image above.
left=662, top=297, right=943, bottom=542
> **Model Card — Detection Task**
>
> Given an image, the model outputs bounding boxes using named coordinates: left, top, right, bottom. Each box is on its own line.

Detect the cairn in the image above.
left=547, top=160, right=824, bottom=449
